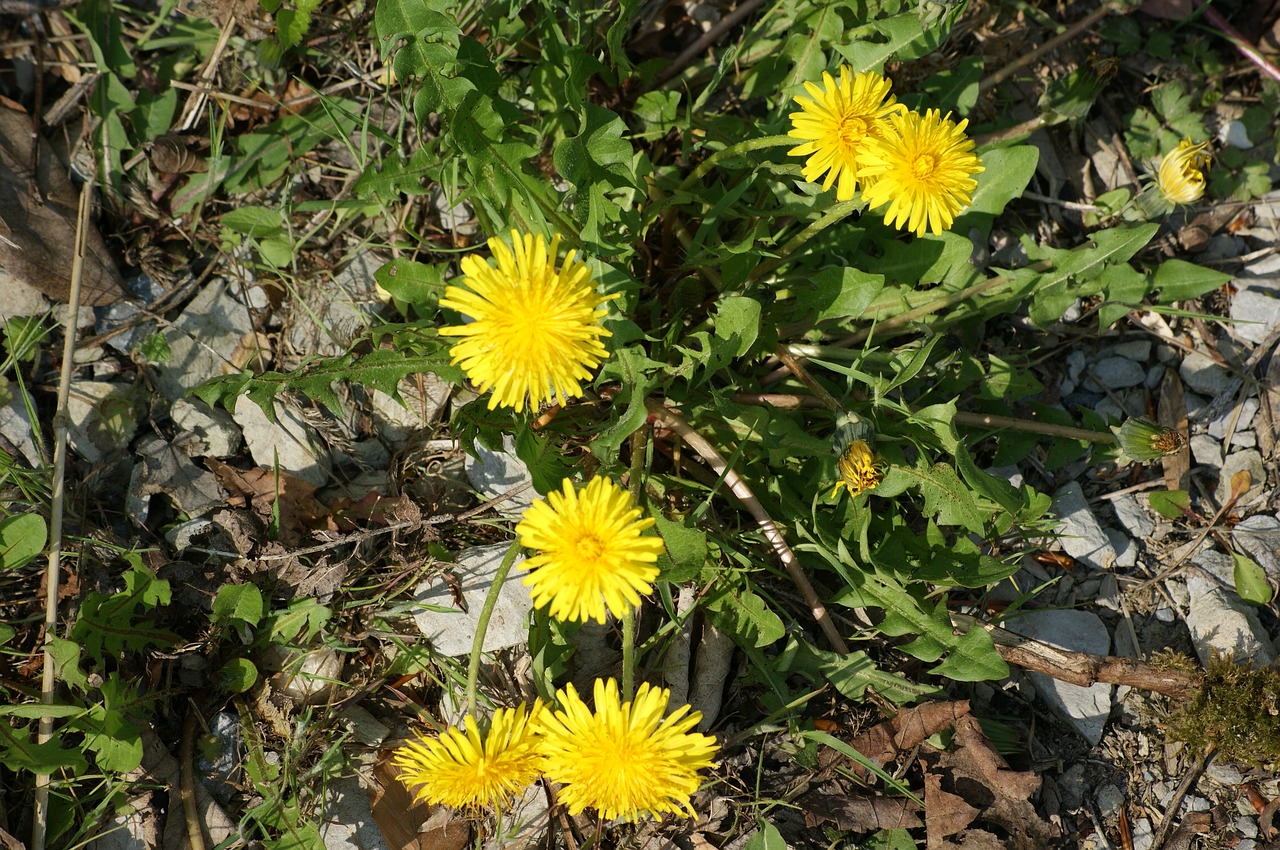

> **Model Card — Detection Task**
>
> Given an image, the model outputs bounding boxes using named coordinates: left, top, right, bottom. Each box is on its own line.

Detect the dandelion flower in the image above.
left=832, top=438, right=884, bottom=498
left=858, top=108, right=984, bottom=237
left=393, top=703, right=545, bottom=811
left=517, top=477, right=665, bottom=624
left=1156, top=139, right=1210, bottom=206
left=1115, top=417, right=1185, bottom=464
left=439, top=231, right=616, bottom=413
left=537, top=679, right=718, bottom=821
left=787, top=67, right=905, bottom=201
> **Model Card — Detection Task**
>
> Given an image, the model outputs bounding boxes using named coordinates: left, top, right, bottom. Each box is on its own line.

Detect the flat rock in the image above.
left=155, top=280, right=255, bottom=400
left=1216, top=449, right=1264, bottom=507
left=1206, top=397, right=1259, bottom=439
left=319, top=774, right=391, bottom=850
left=1179, top=351, right=1233, bottom=397
left=1233, top=514, right=1280, bottom=580
left=369, top=374, right=451, bottom=450
left=465, top=434, right=536, bottom=518
left=1229, top=288, right=1280, bottom=345
left=1051, top=481, right=1117, bottom=570
left=1111, top=493, right=1155, bottom=540
left=1105, top=528, right=1137, bottom=568
left=0, top=394, right=40, bottom=466
left=287, top=253, right=385, bottom=358
left=1085, top=356, right=1146, bottom=391
left=1185, top=585, right=1277, bottom=666
left=1005, top=609, right=1113, bottom=745
left=1189, top=434, right=1223, bottom=469
left=67, top=381, right=138, bottom=462
left=1106, top=340, right=1151, bottom=361
left=0, top=269, right=48, bottom=321
left=232, top=395, right=331, bottom=487
left=412, top=543, right=532, bottom=656
left=171, top=399, right=242, bottom=458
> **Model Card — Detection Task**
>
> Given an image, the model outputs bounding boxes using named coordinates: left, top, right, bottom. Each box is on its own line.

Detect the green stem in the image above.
left=622, top=427, right=648, bottom=702
left=465, top=539, right=522, bottom=718
left=748, top=200, right=860, bottom=285
left=677, top=134, right=794, bottom=193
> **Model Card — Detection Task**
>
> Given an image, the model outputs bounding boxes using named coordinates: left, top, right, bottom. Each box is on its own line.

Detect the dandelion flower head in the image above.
left=439, top=230, right=617, bottom=413
left=517, top=476, right=665, bottom=624
left=536, top=679, right=718, bottom=821
left=832, top=438, right=884, bottom=498
left=393, top=703, right=545, bottom=811
left=787, top=66, right=905, bottom=201
left=1157, top=138, right=1210, bottom=206
left=858, top=108, right=984, bottom=237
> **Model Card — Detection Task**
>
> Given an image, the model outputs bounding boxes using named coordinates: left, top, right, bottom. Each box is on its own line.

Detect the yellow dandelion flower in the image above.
left=393, top=703, right=545, bottom=811
left=857, top=108, right=985, bottom=237
left=517, top=476, right=665, bottom=624
left=439, top=231, right=617, bottom=413
left=1156, top=138, right=1210, bottom=206
left=536, top=679, right=718, bottom=821
left=787, top=66, right=905, bottom=201
left=832, top=439, right=884, bottom=498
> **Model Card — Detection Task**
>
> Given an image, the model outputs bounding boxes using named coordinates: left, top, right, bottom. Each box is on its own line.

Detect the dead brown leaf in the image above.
left=832, top=700, right=972, bottom=779
left=369, top=753, right=471, bottom=850
left=206, top=457, right=331, bottom=545
left=0, top=104, right=127, bottom=306
left=798, top=789, right=923, bottom=832
left=924, top=771, right=981, bottom=847
left=1158, top=367, right=1191, bottom=492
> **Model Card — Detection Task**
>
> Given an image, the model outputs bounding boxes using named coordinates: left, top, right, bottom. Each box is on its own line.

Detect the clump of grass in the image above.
left=1167, top=655, right=1280, bottom=765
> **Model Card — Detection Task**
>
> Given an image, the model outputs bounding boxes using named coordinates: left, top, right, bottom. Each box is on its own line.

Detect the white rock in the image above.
left=1111, top=493, right=1155, bottom=540
left=155, top=280, right=255, bottom=400
left=0, top=394, right=40, bottom=466
left=1206, top=763, right=1244, bottom=786
left=465, top=434, right=536, bottom=518
left=0, top=269, right=48, bottom=321
left=1236, top=816, right=1259, bottom=838
left=67, top=381, right=137, bottom=462
left=1233, top=514, right=1280, bottom=580
left=1105, top=528, right=1137, bottom=568
left=1229, top=289, right=1280, bottom=345
left=1180, top=351, right=1233, bottom=396
left=1155, top=606, right=1176, bottom=623
left=369, top=374, right=451, bottom=450
left=1052, top=481, right=1117, bottom=570
left=1132, top=817, right=1154, bottom=850
left=171, top=399, right=242, bottom=458
left=1086, top=356, right=1146, bottom=391
left=318, top=775, right=391, bottom=850
left=1231, top=430, right=1257, bottom=448
left=287, top=253, right=385, bottom=357
left=1185, top=586, right=1277, bottom=666
left=1095, top=783, right=1125, bottom=817
left=1216, top=450, right=1265, bottom=507
left=1187, top=551, right=1234, bottom=596
left=1005, top=609, right=1113, bottom=745
left=412, top=543, right=532, bottom=656
left=1190, top=434, right=1223, bottom=469
left=337, top=705, right=390, bottom=747
left=1206, top=397, right=1259, bottom=439
left=232, top=395, right=331, bottom=487
left=1219, top=119, right=1254, bottom=149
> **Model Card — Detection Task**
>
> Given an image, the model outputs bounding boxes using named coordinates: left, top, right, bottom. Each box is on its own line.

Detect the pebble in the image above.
left=412, top=543, right=532, bottom=656
left=1095, top=783, right=1125, bottom=817
left=465, top=434, right=537, bottom=518
left=1105, top=528, right=1137, bottom=568
left=198, top=711, right=243, bottom=805
left=1236, top=816, right=1259, bottom=838
left=1190, top=434, right=1223, bottom=468
left=1052, top=482, right=1117, bottom=570
left=369, top=376, right=451, bottom=450
left=337, top=705, right=391, bottom=747
left=155, top=280, right=256, bottom=400
left=1005, top=609, right=1113, bottom=745
left=232, top=395, right=332, bottom=487
left=1220, top=119, right=1254, bottom=149
left=1207, top=763, right=1245, bottom=786
left=1184, top=795, right=1211, bottom=812
left=1206, top=397, right=1259, bottom=439
left=1154, top=606, right=1176, bottom=623
left=1233, top=514, right=1280, bottom=579
left=1058, top=763, right=1087, bottom=810
left=1066, top=350, right=1087, bottom=385
left=1133, top=817, right=1154, bottom=850
left=1229, top=288, right=1280, bottom=345
left=1216, top=449, right=1265, bottom=507
left=318, top=775, right=393, bottom=850
left=1185, top=585, right=1277, bottom=666
left=0, top=395, right=40, bottom=467
left=1179, top=351, right=1233, bottom=396
left=1107, top=340, right=1152, bottom=361
left=66, top=381, right=137, bottom=462
left=1111, top=493, right=1155, bottom=540
left=1085, top=356, right=1146, bottom=391
left=171, top=398, right=243, bottom=458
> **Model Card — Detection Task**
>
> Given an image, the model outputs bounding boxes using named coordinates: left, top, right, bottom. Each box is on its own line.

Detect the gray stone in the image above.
left=197, top=711, right=242, bottom=805
left=171, top=399, right=242, bottom=458
left=1052, top=481, right=1117, bottom=570
left=155, top=280, right=255, bottom=400
left=1112, top=493, right=1155, bottom=540
left=1185, top=586, right=1277, bottom=666
left=67, top=381, right=137, bottom=462
left=318, top=775, right=392, bottom=850
left=1155, top=606, right=1176, bottom=623
left=1005, top=609, right=1113, bottom=745
left=0, top=395, right=40, bottom=467
left=1095, top=783, right=1125, bottom=817
left=1105, top=528, right=1137, bottom=568
left=1187, top=551, right=1234, bottom=597
left=1233, top=514, right=1280, bottom=580
left=1066, top=350, right=1087, bottom=384
left=232, top=395, right=331, bottom=487
left=1229, top=288, right=1280, bottom=345
left=1180, top=351, right=1233, bottom=396
left=1085, top=356, right=1146, bottom=391
left=1132, top=817, right=1154, bottom=850
left=0, top=270, right=47, bottom=321
left=337, top=705, right=390, bottom=747
left=127, top=434, right=226, bottom=525
left=1206, top=763, right=1244, bottom=786
left=1206, top=397, right=1259, bottom=439
left=1232, top=430, right=1258, bottom=448
left=1108, top=340, right=1151, bottom=362
left=1236, top=816, right=1259, bottom=839
left=1058, top=763, right=1087, bottom=810
left=412, top=543, right=532, bottom=656
left=1190, top=434, right=1223, bottom=469
left=369, top=374, right=451, bottom=450
left=1216, top=450, right=1265, bottom=507
left=465, top=434, right=536, bottom=518
left=287, top=253, right=384, bottom=357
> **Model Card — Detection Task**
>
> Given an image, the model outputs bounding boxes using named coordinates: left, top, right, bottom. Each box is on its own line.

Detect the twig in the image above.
left=31, top=182, right=91, bottom=850
left=978, top=3, right=1116, bottom=94
left=645, top=398, right=855, bottom=652
left=1150, top=743, right=1216, bottom=850
left=952, top=410, right=1116, bottom=444
left=653, top=0, right=768, bottom=89
left=180, top=707, right=207, bottom=850
left=1201, top=6, right=1280, bottom=84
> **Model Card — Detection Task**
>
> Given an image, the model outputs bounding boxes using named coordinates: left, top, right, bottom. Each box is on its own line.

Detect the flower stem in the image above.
left=622, top=426, right=648, bottom=703
left=466, top=539, right=522, bottom=718
left=677, top=134, right=793, bottom=194
left=748, top=200, right=860, bottom=285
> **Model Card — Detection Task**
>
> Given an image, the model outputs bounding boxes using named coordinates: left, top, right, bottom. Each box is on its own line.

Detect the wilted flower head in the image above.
left=858, top=108, right=984, bottom=237
left=439, top=230, right=617, bottom=413
left=516, top=476, right=665, bottom=624
left=1156, top=139, right=1210, bottom=207
left=393, top=703, right=544, bottom=811
left=787, top=66, right=905, bottom=201
left=1115, top=417, right=1185, bottom=464
left=536, top=679, right=718, bottom=821
left=833, top=439, right=884, bottom=498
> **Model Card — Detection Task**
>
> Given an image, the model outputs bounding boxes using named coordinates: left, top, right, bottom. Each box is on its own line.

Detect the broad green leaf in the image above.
left=1152, top=259, right=1230, bottom=304
left=213, top=583, right=264, bottom=627
left=653, top=514, right=706, bottom=583
left=48, top=637, right=88, bottom=689
left=1148, top=489, right=1191, bottom=519
left=813, top=647, right=939, bottom=704
left=218, top=658, right=259, bottom=694
left=1026, top=222, right=1160, bottom=326
left=0, top=704, right=83, bottom=719
left=929, top=626, right=1009, bottom=681
left=0, top=513, right=46, bottom=569
left=0, top=723, right=89, bottom=774
left=962, top=145, right=1039, bottom=217
left=920, top=56, right=984, bottom=115
left=514, top=428, right=574, bottom=496
left=810, top=267, right=885, bottom=322
left=714, top=295, right=760, bottom=358
left=1233, top=552, right=1273, bottom=605
left=743, top=822, right=787, bottom=850
left=706, top=586, right=785, bottom=648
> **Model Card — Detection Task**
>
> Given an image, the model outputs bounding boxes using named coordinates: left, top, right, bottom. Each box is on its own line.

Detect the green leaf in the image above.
left=0, top=513, right=46, bottom=569
left=713, top=295, right=760, bottom=358
left=514, top=428, right=574, bottom=496
left=1026, top=223, right=1160, bottom=326
left=1152, top=259, right=1230, bottom=304
left=375, top=259, right=448, bottom=310
left=218, top=658, right=260, bottom=694
left=48, top=636, right=88, bottom=689
left=267, top=597, right=332, bottom=644
left=0, top=723, right=89, bottom=774
left=0, top=703, right=84, bottom=719
left=961, top=145, right=1039, bottom=217
left=814, top=647, right=940, bottom=704
left=220, top=206, right=285, bottom=238
left=911, top=462, right=987, bottom=531
left=705, top=586, right=785, bottom=648
left=800, top=729, right=926, bottom=805
left=920, top=56, right=984, bottom=115
left=1232, top=552, right=1273, bottom=605
left=653, top=514, right=706, bottom=583
left=743, top=822, right=787, bottom=850
left=929, top=626, right=1009, bottom=681
left=1148, top=489, right=1191, bottom=519
left=213, top=583, right=264, bottom=627
left=810, top=268, right=885, bottom=322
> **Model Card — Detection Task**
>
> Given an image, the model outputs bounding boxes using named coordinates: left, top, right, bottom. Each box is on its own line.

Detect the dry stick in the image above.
left=652, top=0, right=767, bottom=89
left=180, top=708, right=208, bottom=850
left=1151, top=743, right=1217, bottom=850
left=951, top=614, right=1200, bottom=700
left=644, top=398, right=853, bottom=653
left=31, top=183, right=91, bottom=850
left=978, top=3, right=1116, bottom=94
